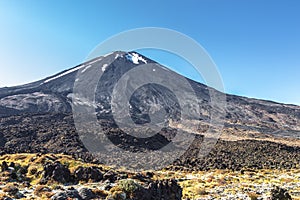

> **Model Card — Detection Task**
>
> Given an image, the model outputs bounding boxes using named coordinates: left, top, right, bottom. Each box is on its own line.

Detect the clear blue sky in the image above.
left=0, top=0, right=299, bottom=105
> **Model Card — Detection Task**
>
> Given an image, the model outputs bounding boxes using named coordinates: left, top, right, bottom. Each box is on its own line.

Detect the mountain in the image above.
left=0, top=51, right=299, bottom=171
left=0, top=51, right=299, bottom=135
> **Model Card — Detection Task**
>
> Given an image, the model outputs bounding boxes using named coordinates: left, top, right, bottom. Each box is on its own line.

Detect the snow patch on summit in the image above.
left=125, top=53, right=147, bottom=64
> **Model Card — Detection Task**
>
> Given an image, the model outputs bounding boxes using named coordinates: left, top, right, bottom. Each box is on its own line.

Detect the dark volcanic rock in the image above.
left=0, top=132, right=6, bottom=147
left=146, top=179, right=182, bottom=200
left=42, top=161, right=73, bottom=184
left=270, top=186, right=292, bottom=200
left=170, top=138, right=300, bottom=171
left=103, top=170, right=118, bottom=183
left=0, top=113, right=88, bottom=157
left=1, top=161, right=8, bottom=171
left=78, top=188, right=96, bottom=200
left=51, top=189, right=82, bottom=200
left=74, top=166, right=103, bottom=182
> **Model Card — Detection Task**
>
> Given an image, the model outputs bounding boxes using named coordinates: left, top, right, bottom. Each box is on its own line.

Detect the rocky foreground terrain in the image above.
left=0, top=153, right=299, bottom=200
left=0, top=51, right=299, bottom=199
left=0, top=153, right=182, bottom=200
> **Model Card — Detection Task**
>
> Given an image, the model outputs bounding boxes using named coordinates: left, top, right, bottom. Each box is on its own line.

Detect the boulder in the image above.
left=78, top=188, right=96, bottom=200
left=146, top=179, right=182, bottom=200
left=270, top=186, right=292, bottom=200
left=1, top=161, right=8, bottom=172
left=74, top=166, right=103, bottom=182
left=51, top=189, right=82, bottom=200
left=103, top=170, right=118, bottom=183
left=42, top=161, right=73, bottom=184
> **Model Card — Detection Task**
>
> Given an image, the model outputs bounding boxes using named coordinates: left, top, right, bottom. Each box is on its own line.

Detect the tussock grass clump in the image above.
left=33, top=185, right=53, bottom=197
left=248, top=192, right=260, bottom=200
